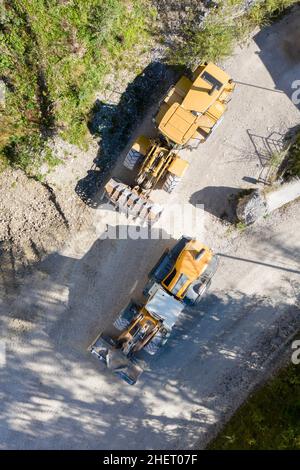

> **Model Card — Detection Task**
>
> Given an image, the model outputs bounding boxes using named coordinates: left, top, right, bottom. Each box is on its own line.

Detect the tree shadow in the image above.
left=75, top=61, right=184, bottom=207
left=253, top=6, right=300, bottom=110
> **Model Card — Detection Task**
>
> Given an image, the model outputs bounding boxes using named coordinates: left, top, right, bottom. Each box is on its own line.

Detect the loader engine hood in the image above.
left=145, top=285, right=185, bottom=329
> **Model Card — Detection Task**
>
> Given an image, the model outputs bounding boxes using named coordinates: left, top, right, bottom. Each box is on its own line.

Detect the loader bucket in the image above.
left=104, top=178, right=163, bottom=224
left=90, top=334, right=144, bottom=385
left=107, top=350, right=144, bottom=385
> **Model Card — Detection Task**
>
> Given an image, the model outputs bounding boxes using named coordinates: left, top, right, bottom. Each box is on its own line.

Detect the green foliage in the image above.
left=249, top=0, right=297, bottom=25
left=3, top=134, right=45, bottom=173
left=236, top=221, right=247, bottom=231
left=173, top=20, right=236, bottom=66
left=285, top=132, right=300, bottom=178
left=170, top=0, right=298, bottom=66
left=0, top=0, right=151, bottom=172
left=209, top=362, right=300, bottom=449
left=269, top=150, right=286, bottom=169
left=44, top=148, right=62, bottom=171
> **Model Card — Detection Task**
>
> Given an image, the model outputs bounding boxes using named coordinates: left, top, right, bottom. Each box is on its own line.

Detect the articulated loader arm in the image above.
left=104, top=137, right=189, bottom=222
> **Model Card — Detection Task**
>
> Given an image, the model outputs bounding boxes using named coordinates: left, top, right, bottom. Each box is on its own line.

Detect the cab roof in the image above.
left=182, top=62, right=231, bottom=113
left=175, top=240, right=213, bottom=281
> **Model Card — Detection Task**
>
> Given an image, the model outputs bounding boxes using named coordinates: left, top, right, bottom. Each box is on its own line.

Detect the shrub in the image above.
left=285, top=133, right=300, bottom=178
left=170, top=0, right=298, bottom=66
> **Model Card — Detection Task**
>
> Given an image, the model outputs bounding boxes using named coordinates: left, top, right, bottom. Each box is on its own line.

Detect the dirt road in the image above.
left=1, top=10, right=300, bottom=449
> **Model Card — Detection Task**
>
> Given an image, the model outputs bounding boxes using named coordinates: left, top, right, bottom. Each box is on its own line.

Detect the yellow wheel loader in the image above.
left=89, top=237, right=218, bottom=384
left=104, top=63, right=234, bottom=223
left=156, top=62, right=235, bottom=147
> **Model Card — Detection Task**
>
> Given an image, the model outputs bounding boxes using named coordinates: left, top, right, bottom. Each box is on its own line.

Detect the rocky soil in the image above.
left=0, top=167, right=90, bottom=270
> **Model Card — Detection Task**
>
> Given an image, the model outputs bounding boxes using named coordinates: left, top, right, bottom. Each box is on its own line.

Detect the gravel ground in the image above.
left=0, top=8, right=300, bottom=450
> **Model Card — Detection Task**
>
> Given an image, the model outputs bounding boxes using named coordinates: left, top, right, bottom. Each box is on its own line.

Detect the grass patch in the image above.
left=269, top=150, right=286, bottom=169
left=2, top=134, right=45, bottom=173
left=169, top=0, right=298, bottom=67
left=0, top=0, right=154, bottom=173
left=236, top=221, right=247, bottom=231
left=209, top=361, right=300, bottom=450
left=283, top=132, right=300, bottom=178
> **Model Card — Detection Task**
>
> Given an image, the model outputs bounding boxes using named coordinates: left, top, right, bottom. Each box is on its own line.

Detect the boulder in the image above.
left=236, top=189, right=267, bottom=225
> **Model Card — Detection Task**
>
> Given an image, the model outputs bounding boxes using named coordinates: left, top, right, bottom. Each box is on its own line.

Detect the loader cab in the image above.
left=161, top=240, right=213, bottom=300
left=162, top=270, right=190, bottom=299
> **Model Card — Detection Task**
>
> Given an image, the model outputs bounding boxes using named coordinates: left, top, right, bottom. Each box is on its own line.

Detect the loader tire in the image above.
left=143, top=340, right=159, bottom=355
left=123, top=148, right=142, bottom=170
left=113, top=315, right=130, bottom=331
left=163, top=173, right=181, bottom=193
left=143, top=179, right=153, bottom=191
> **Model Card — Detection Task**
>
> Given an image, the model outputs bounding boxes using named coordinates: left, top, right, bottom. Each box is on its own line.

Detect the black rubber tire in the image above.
left=143, top=340, right=159, bottom=355
left=123, top=148, right=142, bottom=170
left=163, top=173, right=181, bottom=193
left=143, top=179, right=153, bottom=191
left=113, top=315, right=130, bottom=331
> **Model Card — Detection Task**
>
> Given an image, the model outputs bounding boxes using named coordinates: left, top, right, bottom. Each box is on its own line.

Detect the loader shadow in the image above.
left=148, top=288, right=300, bottom=379
left=75, top=61, right=183, bottom=207
left=189, top=186, right=242, bottom=222
left=3, top=288, right=299, bottom=450
left=1, top=225, right=300, bottom=449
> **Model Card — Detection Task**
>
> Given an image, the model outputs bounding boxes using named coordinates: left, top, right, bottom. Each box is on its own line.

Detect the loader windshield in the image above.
left=163, top=270, right=190, bottom=297
left=170, top=273, right=189, bottom=297
left=163, top=267, right=177, bottom=287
